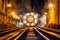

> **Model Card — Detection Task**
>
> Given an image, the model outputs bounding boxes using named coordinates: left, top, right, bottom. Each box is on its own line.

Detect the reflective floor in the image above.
left=0, top=27, right=60, bottom=40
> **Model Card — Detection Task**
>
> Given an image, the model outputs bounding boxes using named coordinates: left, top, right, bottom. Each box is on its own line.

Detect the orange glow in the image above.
left=11, top=12, right=15, bottom=14
left=48, top=3, right=54, bottom=8
left=48, top=4, right=55, bottom=24
left=9, top=11, right=20, bottom=19
left=27, top=16, right=34, bottom=23
left=44, top=12, right=47, bottom=15
left=7, top=4, right=12, bottom=7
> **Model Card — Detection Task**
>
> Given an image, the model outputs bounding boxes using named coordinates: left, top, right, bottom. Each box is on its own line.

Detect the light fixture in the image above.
left=48, top=3, right=54, bottom=7
left=7, top=4, right=12, bottom=7
left=22, top=12, right=39, bottom=26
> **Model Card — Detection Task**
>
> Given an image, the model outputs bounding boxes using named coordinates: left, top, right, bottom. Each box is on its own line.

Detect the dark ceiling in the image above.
left=15, top=0, right=47, bottom=10
left=31, top=0, right=45, bottom=10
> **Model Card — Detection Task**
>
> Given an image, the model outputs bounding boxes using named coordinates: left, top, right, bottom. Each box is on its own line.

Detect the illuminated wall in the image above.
left=0, top=0, right=2, bottom=12
left=59, top=0, right=60, bottom=24
left=48, top=0, right=58, bottom=24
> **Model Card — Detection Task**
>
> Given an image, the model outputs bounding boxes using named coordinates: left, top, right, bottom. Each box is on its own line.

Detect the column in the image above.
left=48, top=0, right=58, bottom=24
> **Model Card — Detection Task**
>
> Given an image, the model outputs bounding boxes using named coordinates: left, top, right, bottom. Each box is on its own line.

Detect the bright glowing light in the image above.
left=23, top=16, right=26, bottom=19
left=27, top=16, right=34, bottom=23
left=44, top=12, right=47, bottom=15
left=48, top=3, right=54, bottom=7
left=7, top=4, right=12, bottom=7
left=26, top=23, right=30, bottom=26
left=31, top=12, right=35, bottom=15
left=23, top=20, right=27, bottom=24
left=40, top=15, right=46, bottom=26
left=10, top=11, right=20, bottom=19
left=49, top=7, right=55, bottom=24
left=48, top=3, right=55, bottom=24
left=26, top=13, right=30, bottom=16
left=34, top=19, right=38, bottom=24
left=34, top=15, right=38, bottom=18
left=31, top=23, right=35, bottom=26
left=11, top=12, right=15, bottom=14
left=22, top=12, right=39, bottom=26
left=19, top=23, right=23, bottom=26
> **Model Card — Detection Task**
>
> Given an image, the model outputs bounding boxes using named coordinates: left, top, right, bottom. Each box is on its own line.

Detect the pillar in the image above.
left=48, top=0, right=58, bottom=24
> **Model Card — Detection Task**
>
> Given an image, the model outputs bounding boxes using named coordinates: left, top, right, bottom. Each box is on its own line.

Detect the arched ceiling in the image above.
left=15, top=0, right=47, bottom=12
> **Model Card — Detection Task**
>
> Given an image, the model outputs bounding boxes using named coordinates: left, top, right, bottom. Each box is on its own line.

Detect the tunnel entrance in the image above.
left=22, top=12, right=39, bottom=26
left=17, top=12, right=47, bottom=27
left=14, top=0, right=47, bottom=27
